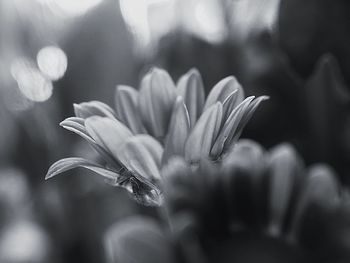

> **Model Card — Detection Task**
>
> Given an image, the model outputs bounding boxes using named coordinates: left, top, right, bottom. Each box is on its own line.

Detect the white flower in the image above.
left=46, top=68, right=268, bottom=205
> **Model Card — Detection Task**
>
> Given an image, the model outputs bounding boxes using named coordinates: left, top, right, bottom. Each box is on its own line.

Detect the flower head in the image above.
left=105, top=141, right=350, bottom=263
left=46, top=68, right=267, bottom=205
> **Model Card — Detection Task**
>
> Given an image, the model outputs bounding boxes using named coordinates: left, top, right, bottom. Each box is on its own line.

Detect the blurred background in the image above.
left=1, top=0, right=350, bottom=262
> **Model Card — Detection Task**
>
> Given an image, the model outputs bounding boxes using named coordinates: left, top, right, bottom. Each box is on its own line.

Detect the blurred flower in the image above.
left=303, top=54, right=350, bottom=165
left=46, top=68, right=267, bottom=205
left=105, top=216, right=175, bottom=263
left=277, top=0, right=350, bottom=86
left=105, top=140, right=350, bottom=263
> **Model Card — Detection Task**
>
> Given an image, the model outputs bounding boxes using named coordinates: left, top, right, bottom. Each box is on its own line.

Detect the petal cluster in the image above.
left=106, top=141, right=350, bottom=263
left=46, top=68, right=267, bottom=205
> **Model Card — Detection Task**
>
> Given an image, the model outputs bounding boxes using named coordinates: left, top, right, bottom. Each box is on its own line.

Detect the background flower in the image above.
left=105, top=140, right=350, bottom=263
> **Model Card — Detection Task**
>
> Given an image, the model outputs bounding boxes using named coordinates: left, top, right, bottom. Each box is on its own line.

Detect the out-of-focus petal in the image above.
left=139, top=68, right=177, bottom=139
left=163, top=97, right=190, bottom=164
left=290, top=164, right=339, bottom=238
left=115, top=85, right=146, bottom=134
left=161, top=157, right=191, bottom=184
left=223, top=139, right=265, bottom=170
left=185, top=102, right=223, bottom=164
left=45, top=157, right=120, bottom=180
left=221, top=140, right=265, bottom=227
left=74, top=101, right=116, bottom=119
left=267, top=144, right=303, bottom=236
left=85, top=116, right=133, bottom=162
left=177, top=68, right=205, bottom=128
left=104, top=216, right=175, bottom=263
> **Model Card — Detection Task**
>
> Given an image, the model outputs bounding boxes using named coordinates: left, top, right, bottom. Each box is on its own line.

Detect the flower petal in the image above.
left=45, top=157, right=120, bottom=180
left=163, top=97, right=190, bottom=164
left=267, top=144, right=303, bottom=237
left=221, top=140, right=265, bottom=227
left=129, top=134, right=164, bottom=168
left=104, top=216, right=175, bottom=263
left=185, top=102, right=223, bottom=164
left=115, top=85, right=145, bottom=134
left=85, top=116, right=133, bottom=162
left=74, top=101, right=116, bottom=119
left=60, top=117, right=121, bottom=169
left=231, top=95, right=269, bottom=142
left=60, top=117, right=94, bottom=143
left=203, top=76, right=242, bottom=111
left=222, top=90, right=239, bottom=119
left=290, top=164, right=339, bottom=239
left=210, top=96, right=254, bottom=158
left=118, top=136, right=161, bottom=184
left=139, top=68, right=177, bottom=139
left=177, top=68, right=205, bottom=128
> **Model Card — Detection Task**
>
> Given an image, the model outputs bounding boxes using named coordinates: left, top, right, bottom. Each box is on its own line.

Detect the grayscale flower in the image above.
left=46, top=68, right=267, bottom=205
left=104, top=140, right=350, bottom=263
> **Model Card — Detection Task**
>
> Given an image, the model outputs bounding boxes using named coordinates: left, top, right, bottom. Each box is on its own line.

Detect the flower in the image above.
left=104, top=140, right=350, bottom=263
left=46, top=68, right=267, bottom=205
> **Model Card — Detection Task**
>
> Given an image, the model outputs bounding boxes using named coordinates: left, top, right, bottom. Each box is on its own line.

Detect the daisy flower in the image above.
left=46, top=68, right=267, bottom=205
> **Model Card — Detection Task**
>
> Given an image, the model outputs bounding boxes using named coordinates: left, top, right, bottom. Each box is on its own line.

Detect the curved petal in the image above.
left=267, top=144, right=303, bottom=236
left=185, top=102, right=223, bottom=164
left=290, top=164, right=340, bottom=239
left=60, top=117, right=94, bottom=143
left=177, top=68, right=205, bottom=127
left=60, top=117, right=121, bottom=169
left=74, top=101, right=116, bottom=119
left=203, top=76, right=242, bottom=111
left=45, top=157, right=120, bottom=180
left=115, top=85, right=145, bottom=134
left=221, top=140, right=265, bottom=227
left=210, top=96, right=254, bottom=158
left=139, top=68, right=177, bottom=139
left=163, top=97, right=190, bottom=164
left=222, top=90, right=239, bottom=119
left=231, top=95, right=269, bottom=142
left=85, top=116, right=133, bottom=162
left=118, top=136, right=161, bottom=184
left=129, top=134, right=164, bottom=168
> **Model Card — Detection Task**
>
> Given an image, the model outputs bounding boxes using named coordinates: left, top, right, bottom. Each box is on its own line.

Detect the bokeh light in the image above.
left=191, top=1, right=226, bottom=43
left=37, top=46, right=68, bottom=81
left=120, top=0, right=226, bottom=53
left=0, top=221, right=50, bottom=263
left=119, top=0, right=152, bottom=51
left=230, top=0, right=281, bottom=40
left=11, top=58, right=53, bottom=102
left=0, top=168, right=30, bottom=208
